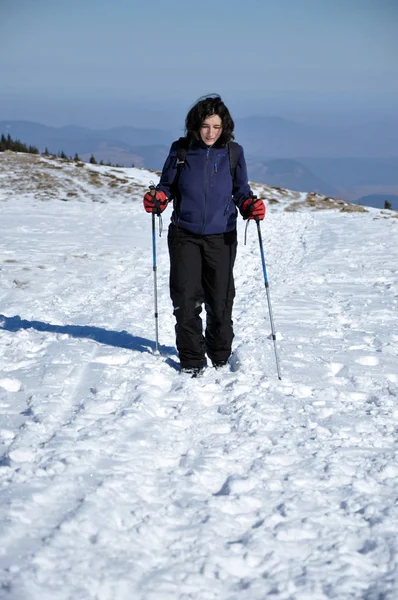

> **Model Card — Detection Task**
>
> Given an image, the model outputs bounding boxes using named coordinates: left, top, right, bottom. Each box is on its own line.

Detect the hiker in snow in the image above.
left=143, top=94, right=265, bottom=376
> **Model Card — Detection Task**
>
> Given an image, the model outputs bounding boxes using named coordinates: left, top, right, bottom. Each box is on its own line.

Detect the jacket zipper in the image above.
left=200, top=147, right=210, bottom=234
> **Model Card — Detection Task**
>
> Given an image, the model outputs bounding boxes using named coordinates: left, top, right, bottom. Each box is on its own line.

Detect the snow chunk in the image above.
left=8, top=449, right=36, bottom=463
left=0, top=377, right=22, bottom=392
left=355, top=355, right=379, bottom=366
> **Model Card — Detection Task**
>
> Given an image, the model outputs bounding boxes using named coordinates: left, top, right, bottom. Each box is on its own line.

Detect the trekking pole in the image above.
left=255, top=217, right=282, bottom=379
left=149, top=185, right=160, bottom=354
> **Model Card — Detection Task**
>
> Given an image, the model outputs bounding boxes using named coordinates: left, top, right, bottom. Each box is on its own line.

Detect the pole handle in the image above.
left=149, top=184, right=161, bottom=214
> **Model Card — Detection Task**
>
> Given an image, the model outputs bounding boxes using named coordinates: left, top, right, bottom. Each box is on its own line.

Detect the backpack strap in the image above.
left=170, top=137, right=188, bottom=201
left=227, top=141, right=240, bottom=188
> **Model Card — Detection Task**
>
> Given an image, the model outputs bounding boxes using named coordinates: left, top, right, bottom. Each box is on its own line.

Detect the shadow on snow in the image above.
left=0, top=314, right=177, bottom=357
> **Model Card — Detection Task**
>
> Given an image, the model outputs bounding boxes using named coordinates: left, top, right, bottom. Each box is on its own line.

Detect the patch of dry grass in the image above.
left=102, top=173, right=129, bottom=187
left=339, top=204, right=368, bottom=213
left=31, top=171, right=56, bottom=190
left=39, top=162, right=63, bottom=170
left=88, top=172, right=103, bottom=187
left=285, top=193, right=368, bottom=213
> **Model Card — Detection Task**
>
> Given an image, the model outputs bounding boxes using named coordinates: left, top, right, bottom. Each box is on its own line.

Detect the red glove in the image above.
left=143, top=190, right=168, bottom=215
left=240, top=197, right=266, bottom=221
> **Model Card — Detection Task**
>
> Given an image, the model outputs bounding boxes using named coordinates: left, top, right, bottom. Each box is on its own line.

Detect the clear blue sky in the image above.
left=1, top=0, right=397, bottom=128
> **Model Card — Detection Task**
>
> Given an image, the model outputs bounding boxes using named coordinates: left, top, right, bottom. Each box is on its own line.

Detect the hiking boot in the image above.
left=213, top=360, right=228, bottom=370
left=181, top=366, right=205, bottom=378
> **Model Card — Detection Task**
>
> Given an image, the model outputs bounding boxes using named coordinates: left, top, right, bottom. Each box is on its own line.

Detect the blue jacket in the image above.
left=157, top=139, right=253, bottom=235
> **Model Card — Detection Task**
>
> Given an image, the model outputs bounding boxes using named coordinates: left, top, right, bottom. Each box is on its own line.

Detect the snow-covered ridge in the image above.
left=0, top=151, right=157, bottom=204
left=1, top=150, right=398, bottom=599
left=2, top=151, right=397, bottom=220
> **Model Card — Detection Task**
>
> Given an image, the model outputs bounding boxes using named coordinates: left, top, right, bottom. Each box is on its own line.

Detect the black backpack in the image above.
left=170, top=137, right=241, bottom=204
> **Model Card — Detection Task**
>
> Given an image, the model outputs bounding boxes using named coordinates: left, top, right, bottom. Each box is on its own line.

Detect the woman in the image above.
left=143, top=95, right=265, bottom=376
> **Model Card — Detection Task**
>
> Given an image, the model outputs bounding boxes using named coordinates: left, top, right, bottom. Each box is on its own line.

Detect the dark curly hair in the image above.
left=185, top=94, right=235, bottom=145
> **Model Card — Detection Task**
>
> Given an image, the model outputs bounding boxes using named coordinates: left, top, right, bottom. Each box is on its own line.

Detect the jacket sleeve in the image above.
left=233, top=145, right=254, bottom=208
left=156, top=141, right=178, bottom=200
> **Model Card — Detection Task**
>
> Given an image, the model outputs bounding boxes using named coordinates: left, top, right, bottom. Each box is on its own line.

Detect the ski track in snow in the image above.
left=1, top=159, right=398, bottom=599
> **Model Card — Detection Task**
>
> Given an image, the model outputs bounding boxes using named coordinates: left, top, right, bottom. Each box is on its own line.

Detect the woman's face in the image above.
left=200, top=114, right=223, bottom=146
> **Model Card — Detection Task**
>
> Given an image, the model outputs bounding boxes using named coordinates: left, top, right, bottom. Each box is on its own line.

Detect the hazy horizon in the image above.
left=1, top=0, right=397, bottom=131
left=1, top=90, right=398, bottom=132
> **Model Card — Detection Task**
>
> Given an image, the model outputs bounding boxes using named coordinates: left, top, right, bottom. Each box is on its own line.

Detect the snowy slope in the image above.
left=1, top=151, right=398, bottom=600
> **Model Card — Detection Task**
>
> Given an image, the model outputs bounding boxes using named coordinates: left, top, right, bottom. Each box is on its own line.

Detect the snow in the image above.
left=1, top=151, right=398, bottom=599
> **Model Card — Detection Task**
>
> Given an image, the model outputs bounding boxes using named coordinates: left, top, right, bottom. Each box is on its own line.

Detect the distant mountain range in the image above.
left=0, top=120, right=172, bottom=168
left=1, top=119, right=398, bottom=208
left=234, top=115, right=398, bottom=159
left=244, top=158, right=340, bottom=198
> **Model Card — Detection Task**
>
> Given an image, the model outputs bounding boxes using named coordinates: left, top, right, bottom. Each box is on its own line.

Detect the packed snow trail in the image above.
left=1, top=157, right=398, bottom=599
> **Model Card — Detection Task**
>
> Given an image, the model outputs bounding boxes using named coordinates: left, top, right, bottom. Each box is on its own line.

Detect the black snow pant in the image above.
left=168, top=224, right=237, bottom=369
